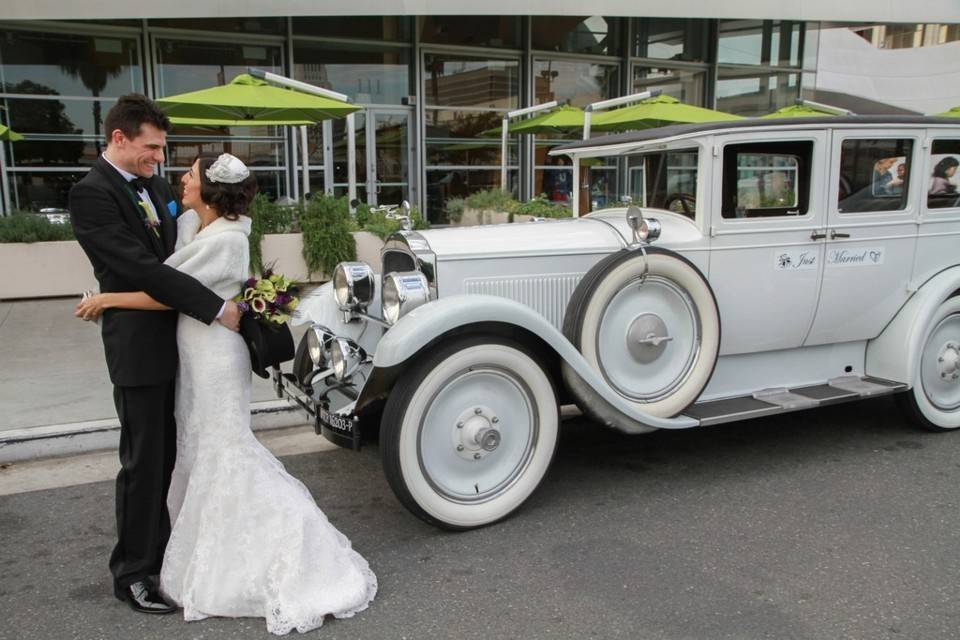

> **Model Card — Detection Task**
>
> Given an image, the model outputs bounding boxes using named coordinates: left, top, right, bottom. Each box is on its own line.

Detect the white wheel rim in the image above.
left=596, top=275, right=700, bottom=401
left=921, top=312, right=960, bottom=411
left=417, top=366, right=539, bottom=503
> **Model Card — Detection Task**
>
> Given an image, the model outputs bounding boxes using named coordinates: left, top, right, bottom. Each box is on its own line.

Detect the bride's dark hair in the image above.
left=195, top=151, right=259, bottom=220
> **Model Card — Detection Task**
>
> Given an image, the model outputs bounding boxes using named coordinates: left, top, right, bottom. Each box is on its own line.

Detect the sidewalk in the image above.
left=0, top=297, right=308, bottom=462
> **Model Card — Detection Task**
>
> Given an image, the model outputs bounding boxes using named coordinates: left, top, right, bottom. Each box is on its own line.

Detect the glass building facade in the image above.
left=0, top=16, right=816, bottom=222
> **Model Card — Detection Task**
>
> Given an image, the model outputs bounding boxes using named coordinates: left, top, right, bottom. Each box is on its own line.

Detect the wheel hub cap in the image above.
left=453, top=405, right=501, bottom=460
left=626, top=313, right=672, bottom=364
left=938, top=342, right=960, bottom=379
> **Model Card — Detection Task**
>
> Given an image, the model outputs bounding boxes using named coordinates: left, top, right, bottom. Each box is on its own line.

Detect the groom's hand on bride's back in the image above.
left=217, top=300, right=242, bottom=332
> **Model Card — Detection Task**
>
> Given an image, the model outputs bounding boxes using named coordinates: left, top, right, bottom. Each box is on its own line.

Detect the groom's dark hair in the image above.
left=103, top=94, right=171, bottom=141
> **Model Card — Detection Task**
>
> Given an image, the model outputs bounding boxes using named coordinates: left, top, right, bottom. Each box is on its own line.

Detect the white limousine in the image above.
left=276, top=115, right=960, bottom=530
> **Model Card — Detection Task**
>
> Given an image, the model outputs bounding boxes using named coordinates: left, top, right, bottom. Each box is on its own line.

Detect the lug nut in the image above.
left=456, top=445, right=464, bottom=452
left=491, top=416, right=499, bottom=424
left=474, top=408, right=482, bottom=415
left=473, top=453, right=481, bottom=460
left=457, top=422, right=463, bottom=429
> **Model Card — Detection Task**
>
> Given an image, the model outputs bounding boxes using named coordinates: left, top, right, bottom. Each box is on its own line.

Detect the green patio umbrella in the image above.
left=0, top=124, right=23, bottom=142
left=760, top=104, right=837, bottom=119
left=592, top=94, right=742, bottom=132
left=159, top=73, right=361, bottom=203
left=157, top=73, right=359, bottom=122
left=510, top=105, right=586, bottom=134
left=936, top=106, right=960, bottom=117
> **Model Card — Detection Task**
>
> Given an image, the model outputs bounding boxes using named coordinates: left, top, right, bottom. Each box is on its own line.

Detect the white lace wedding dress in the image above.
left=158, top=211, right=377, bottom=635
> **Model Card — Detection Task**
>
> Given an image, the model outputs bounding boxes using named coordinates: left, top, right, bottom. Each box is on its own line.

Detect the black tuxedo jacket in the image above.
left=70, top=156, right=223, bottom=387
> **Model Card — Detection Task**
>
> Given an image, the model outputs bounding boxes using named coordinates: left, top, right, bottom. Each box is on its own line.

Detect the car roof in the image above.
left=553, top=115, right=960, bottom=155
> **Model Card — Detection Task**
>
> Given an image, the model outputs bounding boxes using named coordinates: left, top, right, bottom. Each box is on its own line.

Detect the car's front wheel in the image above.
left=381, top=336, right=559, bottom=529
left=897, top=296, right=960, bottom=431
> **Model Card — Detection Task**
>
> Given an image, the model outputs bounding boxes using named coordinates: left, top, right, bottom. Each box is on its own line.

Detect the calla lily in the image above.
left=250, top=297, right=267, bottom=313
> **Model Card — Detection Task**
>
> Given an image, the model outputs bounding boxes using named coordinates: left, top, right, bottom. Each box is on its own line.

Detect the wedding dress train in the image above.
left=159, top=211, right=376, bottom=635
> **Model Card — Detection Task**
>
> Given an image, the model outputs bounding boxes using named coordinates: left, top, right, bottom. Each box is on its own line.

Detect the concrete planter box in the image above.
left=0, top=231, right=385, bottom=300
left=455, top=207, right=535, bottom=226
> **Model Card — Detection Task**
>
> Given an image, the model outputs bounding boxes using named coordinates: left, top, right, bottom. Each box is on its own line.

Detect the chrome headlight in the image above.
left=639, top=217, right=661, bottom=243
left=305, top=324, right=336, bottom=367
left=330, top=337, right=365, bottom=381
left=333, top=262, right=375, bottom=311
left=382, top=271, right=430, bottom=325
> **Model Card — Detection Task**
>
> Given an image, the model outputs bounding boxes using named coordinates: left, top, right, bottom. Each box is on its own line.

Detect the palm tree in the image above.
left=59, top=40, right=125, bottom=152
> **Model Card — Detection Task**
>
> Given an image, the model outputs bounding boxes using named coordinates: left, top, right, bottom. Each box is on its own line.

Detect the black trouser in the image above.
left=109, top=382, right=177, bottom=596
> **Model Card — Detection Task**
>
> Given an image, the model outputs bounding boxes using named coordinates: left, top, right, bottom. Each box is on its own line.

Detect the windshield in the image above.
left=625, top=148, right=699, bottom=219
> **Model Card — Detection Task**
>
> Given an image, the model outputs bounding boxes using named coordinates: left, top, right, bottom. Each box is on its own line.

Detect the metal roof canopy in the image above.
left=2, top=0, right=959, bottom=23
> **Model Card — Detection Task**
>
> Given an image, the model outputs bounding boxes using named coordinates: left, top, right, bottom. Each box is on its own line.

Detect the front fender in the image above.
left=866, top=265, right=960, bottom=385
left=373, top=294, right=698, bottom=430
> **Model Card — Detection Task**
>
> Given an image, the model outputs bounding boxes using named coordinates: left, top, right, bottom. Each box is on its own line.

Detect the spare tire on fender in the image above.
left=562, top=247, right=721, bottom=420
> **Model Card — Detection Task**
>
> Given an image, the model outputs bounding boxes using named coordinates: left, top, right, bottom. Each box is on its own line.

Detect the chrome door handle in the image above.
left=810, top=231, right=827, bottom=240
left=830, top=230, right=850, bottom=239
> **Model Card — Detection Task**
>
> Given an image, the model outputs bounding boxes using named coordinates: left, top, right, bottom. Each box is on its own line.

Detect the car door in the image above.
left=707, top=131, right=828, bottom=355
left=804, top=130, right=920, bottom=346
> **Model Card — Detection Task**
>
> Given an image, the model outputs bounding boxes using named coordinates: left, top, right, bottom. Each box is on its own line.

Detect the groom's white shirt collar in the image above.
left=101, top=153, right=137, bottom=183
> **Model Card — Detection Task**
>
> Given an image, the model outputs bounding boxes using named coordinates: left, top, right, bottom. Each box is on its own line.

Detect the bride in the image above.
left=76, top=152, right=377, bottom=635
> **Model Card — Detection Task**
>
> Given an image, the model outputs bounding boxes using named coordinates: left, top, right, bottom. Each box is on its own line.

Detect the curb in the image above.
left=0, top=400, right=308, bottom=464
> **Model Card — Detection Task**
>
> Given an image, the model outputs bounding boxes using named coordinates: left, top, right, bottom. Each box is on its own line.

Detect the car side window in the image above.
left=837, top=138, right=913, bottom=213
left=927, top=139, right=960, bottom=210
left=721, top=141, right=812, bottom=218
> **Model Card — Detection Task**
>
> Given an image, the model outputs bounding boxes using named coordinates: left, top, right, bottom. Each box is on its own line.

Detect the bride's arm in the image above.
left=75, top=291, right=170, bottom=321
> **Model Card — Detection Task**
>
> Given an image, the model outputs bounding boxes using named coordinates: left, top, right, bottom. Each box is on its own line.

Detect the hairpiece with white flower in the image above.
left=205, top=153, right=251, bottom=184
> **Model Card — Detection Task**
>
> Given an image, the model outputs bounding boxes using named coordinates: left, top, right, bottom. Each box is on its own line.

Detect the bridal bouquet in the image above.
left=235, top=268, right=300, bottom=327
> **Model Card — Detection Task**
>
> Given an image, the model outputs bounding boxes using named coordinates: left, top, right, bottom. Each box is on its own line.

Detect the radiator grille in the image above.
left=463, top=273, right=583, bottom=329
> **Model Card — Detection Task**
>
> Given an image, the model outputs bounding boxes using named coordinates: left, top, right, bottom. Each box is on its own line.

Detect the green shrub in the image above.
left=514, top=195, right=572, bottom=219
left=445, top=197, right=466, bottom=224
left=248, top=193, right=299, bottom=274
left=465, top=188, right=518, bottom=213
left=299, top=194, right=356, bottom=275
left=0, top=211, right=75, bottom=243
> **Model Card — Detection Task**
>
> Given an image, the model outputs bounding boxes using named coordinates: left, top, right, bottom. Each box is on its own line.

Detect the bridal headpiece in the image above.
left=205, top=153, right=250, bottom=184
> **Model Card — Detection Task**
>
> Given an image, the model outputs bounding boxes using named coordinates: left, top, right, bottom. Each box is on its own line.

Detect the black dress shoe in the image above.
left=118, top=580, right=177, bottom=615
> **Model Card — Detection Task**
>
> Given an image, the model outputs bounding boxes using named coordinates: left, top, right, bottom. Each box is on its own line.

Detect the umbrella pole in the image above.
left=500, top=116, right=509, bottom=193
left=347, top=113, right=357, bottom=213
left=0, top=140, right=10, bottom=216
left=300, top=125, right=310, bottom=199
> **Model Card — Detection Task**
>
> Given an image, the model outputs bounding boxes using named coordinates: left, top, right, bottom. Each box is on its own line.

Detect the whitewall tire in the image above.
left=563, top=248, right=720, bottom=419
left=381, top=337, right=559, bottom=529
left=898, top=296, right=960, bottom=432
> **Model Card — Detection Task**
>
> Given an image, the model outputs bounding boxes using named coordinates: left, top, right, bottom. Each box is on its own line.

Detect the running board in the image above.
left=683, top=376, right=907, bottom=427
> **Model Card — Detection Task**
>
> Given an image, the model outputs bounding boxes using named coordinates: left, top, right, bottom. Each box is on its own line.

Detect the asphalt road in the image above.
left=2, top=396, right=959, bottom=640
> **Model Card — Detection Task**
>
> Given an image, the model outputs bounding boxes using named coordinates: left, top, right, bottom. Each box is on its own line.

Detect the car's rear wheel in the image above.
left=563, top=248, right=720, bottom=419
left=897, top=296, right=960, bottom=431
left=381, top=336, right=559, bottom=529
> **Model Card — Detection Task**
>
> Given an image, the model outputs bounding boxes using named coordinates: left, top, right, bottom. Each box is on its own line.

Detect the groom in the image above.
left=70, top=94, right=242, bottom=614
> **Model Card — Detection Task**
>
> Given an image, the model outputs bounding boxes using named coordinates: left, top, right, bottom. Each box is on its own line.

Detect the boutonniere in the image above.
left=138, top=200, right=161, bottom=238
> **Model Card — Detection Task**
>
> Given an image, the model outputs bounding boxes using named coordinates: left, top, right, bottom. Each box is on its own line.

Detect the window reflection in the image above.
left=0, top=30, right=142, bottom=98
left=293, top=42, right=410, bottom=104
left=294, top=16, right=411, bottom=41
left=9, top=170, right=88, bottom=212
left=426, top=169, right=518, bottom=224
left=532, top=16, right=620, bottom=55
left=633, top=18, right=708, bottom=62
left=632, top=66, right=705, bottom=106
left=418, top=16, right=520, bottom=48
left=533, top=60, right=618, bottom=108
left=716, top=69, right=799, bottom=117
left=155, top=39, right=283, bottom=96
left=423, top=55, right=518, bottom=109
left=717, top=20, right=801, bottom=67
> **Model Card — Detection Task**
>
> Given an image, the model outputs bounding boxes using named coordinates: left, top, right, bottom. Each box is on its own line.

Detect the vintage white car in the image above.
left=276, top=115, right=960, bottom=530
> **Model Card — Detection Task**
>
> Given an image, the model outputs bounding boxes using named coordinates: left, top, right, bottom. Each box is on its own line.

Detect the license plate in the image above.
left=318, top=406, right=355, bottom=433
